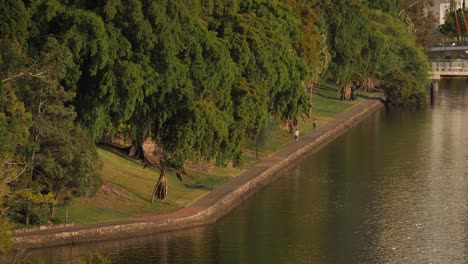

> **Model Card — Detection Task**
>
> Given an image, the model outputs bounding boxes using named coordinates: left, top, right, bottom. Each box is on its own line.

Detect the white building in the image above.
left=436, top=0, right=464, bottom=25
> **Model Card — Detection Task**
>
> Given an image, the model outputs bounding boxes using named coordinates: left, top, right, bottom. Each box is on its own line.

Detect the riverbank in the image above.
left=13, top=92, right=384, bottom=249
left=41, top=84, right=369, bottom=226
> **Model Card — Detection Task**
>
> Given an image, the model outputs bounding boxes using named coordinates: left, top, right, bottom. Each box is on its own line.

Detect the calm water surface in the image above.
left=29, top=80, right=468, bottom=263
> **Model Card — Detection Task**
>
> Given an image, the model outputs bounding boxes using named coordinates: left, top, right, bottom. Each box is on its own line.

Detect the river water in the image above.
left=29, top=79, right=468, bottom=263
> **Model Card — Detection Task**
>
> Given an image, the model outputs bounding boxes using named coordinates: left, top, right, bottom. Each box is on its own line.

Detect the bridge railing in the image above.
left=433, top=41, right=468, bottom=48
left=430, top=59, right=468, bottom=73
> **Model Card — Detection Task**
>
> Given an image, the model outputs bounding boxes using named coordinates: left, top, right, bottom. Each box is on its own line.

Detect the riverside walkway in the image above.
left=14, top=93, right=384, bottom=249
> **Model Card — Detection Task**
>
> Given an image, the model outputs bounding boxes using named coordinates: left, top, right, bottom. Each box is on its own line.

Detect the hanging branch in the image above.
left=1, top=58, right=60, bottom=83
left=0, top=161, right=30, bottom=216
left=1, top=70, right=48, bottom=83
left=399, top=0, right=422, bottom=16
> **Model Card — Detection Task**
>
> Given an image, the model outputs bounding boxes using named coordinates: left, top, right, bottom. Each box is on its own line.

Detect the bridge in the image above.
left=428, top=42, right=468, bottom=81
left=429, top=42, right=468, bottom=57
left=429, top=59, right=468, bottom=80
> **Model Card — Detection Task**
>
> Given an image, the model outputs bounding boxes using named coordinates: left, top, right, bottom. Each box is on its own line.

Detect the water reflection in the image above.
left=361, top=79, right=468, bottom=263
left=29, top=80, right=468, bottom=263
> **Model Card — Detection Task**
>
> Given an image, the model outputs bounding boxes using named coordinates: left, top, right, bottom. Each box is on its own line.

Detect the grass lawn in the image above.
left=55, top=148, right=235, bottom=225
left=54, top=84, right=371, bottom=225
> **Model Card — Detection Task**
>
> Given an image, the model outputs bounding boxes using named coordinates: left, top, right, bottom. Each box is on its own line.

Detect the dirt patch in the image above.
left=185, top=161, right=213, bottom=173
left=85, top=183, right=132, bottom=209
left=100, top=184, right=131, bottom=200
left=242, top=149, right=256, bottom=158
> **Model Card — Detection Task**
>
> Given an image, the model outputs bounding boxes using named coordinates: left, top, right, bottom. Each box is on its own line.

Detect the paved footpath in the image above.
left=13, top=93, right=385, bottom=249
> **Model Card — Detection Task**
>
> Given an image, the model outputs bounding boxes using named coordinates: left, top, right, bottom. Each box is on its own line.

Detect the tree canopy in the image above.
left=0, top=0, right=431, bottom=243
left=440, top=8, right=468, bottom=40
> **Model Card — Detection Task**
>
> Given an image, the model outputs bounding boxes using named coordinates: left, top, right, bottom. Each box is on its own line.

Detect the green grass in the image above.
left=56, top=201, right=133, bottom=224
left=311, top=83, right=371, bottom=119
left=53, top=84, right=372, bottom=225
left=55, top=148, right=236, bottom=225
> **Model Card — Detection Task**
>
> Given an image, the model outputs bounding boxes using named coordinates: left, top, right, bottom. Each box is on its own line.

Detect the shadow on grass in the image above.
left=357, top=93, right=386, bottom=103
left=314, top=91, right=341, bottom=101
left=184, top=183, right=213, bottom=190
left=112, top=182, right=153, bottom=203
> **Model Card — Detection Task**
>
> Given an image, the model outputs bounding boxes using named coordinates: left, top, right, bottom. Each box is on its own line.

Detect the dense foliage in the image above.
left=314, top=0, right=429, bottom=103
left=440, top=8, right=468, bottom=40
left=0, top=0, right=431, bottom=249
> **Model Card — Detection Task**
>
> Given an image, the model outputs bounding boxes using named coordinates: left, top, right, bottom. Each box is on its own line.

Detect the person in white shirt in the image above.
left=294, top=128, right=299, bottom=142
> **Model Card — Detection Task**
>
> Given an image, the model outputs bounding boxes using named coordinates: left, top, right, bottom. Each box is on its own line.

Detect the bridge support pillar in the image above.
left=432, top=79, right=439, bottom=92
left=430, top=80, right=439, bottom=105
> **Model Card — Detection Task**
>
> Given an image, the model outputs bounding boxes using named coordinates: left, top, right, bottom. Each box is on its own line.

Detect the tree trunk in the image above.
left=150, top=182, right=158, bottom=203
left=29, top=86, right=44, bottom=186
left=51, top=193, right=58, bottom=218
left=25, top=212, right=30, bottom=225
left=151, top=166, right=167, bottom=203
left=256, top=137, right=259, bottom=159
left=22, top=89, right=43, bottom=225
left=65, top=206, right=69, bottom=223
left=128, top=138, right=149, bottom=164
left=309, top=86, right=312, bottom=117
left=341, top=81, right=352, bottom=100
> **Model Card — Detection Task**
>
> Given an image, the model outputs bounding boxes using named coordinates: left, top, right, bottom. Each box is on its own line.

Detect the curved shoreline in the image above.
left=13, top=94, right=385, bottom=249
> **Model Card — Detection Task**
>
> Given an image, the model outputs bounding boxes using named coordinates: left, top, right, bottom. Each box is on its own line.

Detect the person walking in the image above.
left=313, top=118, right=317, bottom=129
left=294, top=128, right=299, bottom=142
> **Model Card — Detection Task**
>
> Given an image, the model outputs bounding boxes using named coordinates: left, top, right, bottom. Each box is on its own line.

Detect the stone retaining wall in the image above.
left=12, top=223, right=75, bottom=234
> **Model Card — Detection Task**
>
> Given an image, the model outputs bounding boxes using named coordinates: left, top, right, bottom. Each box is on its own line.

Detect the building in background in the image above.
left=435, top=0, right=464, bottom=25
